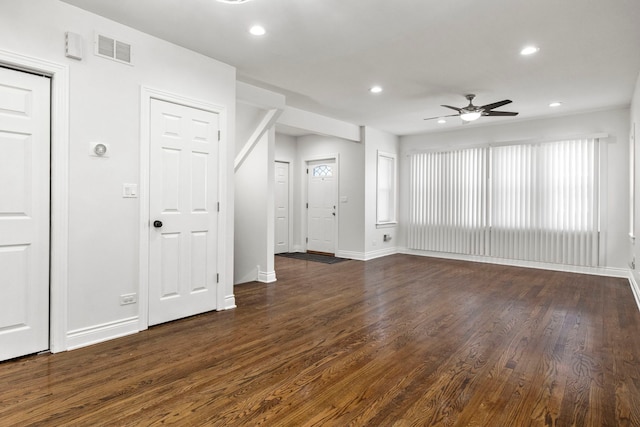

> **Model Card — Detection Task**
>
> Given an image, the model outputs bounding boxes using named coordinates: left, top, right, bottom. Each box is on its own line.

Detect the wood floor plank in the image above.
left=1, top=255, right=639, bottom=426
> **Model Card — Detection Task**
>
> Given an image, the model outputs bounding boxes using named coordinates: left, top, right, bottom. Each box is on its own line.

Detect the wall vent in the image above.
left=94, top=33, right=133, bottom=65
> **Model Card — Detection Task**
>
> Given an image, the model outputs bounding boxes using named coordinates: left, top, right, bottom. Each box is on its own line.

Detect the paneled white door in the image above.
left=307, top=159, right=337, bottom=255
left=0, top=67, right=50, bottom=361
left=274, top=161, right=289, bottom=254
left=149, top=99, right=219, bottom=326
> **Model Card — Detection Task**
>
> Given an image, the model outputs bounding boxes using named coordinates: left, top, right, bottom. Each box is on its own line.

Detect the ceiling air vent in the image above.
left=95, top=33, right=133, bottom=65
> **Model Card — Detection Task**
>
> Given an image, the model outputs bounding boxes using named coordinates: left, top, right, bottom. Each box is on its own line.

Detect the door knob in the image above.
left=153, top=220, right=163, bottom=228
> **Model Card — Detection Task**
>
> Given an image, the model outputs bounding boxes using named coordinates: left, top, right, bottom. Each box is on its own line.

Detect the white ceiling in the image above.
left=62, top=0, right=640, bottom=136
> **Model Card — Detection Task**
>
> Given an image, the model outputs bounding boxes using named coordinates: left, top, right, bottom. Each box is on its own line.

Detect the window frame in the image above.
left=376, top=150, right=397, bottom=226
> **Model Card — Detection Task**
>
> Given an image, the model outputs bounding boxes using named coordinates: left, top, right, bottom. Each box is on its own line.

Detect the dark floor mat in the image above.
left=276, top=252, right=350, bottom=264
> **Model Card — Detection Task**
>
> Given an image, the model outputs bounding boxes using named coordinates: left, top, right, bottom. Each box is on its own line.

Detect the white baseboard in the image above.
left=258, top=268, right=277, bottom=283
left=629, top=272, right=640, bottom=312
left=223, top=294, right=237, bottom=310
left=363, top=247, right=398, bottom=261
left=399, top=247, right=630, bottom=278
left=335, top=250, right=365, bottom=261
left=66, top=316, right=139, bottom=351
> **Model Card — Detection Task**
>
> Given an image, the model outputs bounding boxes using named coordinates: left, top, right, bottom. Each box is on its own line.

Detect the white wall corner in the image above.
left=66, top=317, right=139, bottom=351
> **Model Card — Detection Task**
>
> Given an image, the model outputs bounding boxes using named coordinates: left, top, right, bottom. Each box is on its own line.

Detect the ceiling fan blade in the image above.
left=484, top=111, right=519, bottom=117
left=441, top=104, right=463, bottom=112
left=480, top=100, right=512, bottom=111
left=424, top=114, right=459, bottom=121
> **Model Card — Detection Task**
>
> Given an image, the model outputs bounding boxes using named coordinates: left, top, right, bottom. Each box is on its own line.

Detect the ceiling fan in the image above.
left=424, top=94, right=518, bottom=122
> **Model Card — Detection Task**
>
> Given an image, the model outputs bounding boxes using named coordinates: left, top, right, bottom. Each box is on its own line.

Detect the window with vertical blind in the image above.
left=407, top=137, right=599, bottom=267
left=408, top=147, right=488, bottom=255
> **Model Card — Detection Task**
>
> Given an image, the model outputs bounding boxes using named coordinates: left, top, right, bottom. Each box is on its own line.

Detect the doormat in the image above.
left=276, top=252, right=350, bottom=264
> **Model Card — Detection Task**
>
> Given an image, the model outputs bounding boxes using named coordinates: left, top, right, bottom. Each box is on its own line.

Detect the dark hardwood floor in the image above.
left=2, top=254, right=640, bottom=426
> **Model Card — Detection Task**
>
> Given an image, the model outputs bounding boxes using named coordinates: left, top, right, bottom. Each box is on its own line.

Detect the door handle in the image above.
left=332, top=212, right=335, bottom=216
left=153, top=220, right=163, bottom=228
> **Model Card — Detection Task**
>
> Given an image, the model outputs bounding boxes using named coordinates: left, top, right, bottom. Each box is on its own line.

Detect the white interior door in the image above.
left=274, top=161, right=289, bottom=254
left=307, top=159, right=337, bottom=255
left=149, top=98, right=219, bottom=326
left=0, top=67, right=50, bottom=361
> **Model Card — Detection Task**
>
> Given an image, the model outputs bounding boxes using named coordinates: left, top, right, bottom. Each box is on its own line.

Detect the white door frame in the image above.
left=139, top=86, right=228, bottom=331
left=0, top=50, right=70, bottom=353
left=303, top=153, right=339, bottom=253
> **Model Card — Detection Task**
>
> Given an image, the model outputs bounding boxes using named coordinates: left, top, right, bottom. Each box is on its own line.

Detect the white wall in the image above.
left=296, top=135, right=366, bottom=257
left=400, top=108, right=630, bottom=270
left=0, top=0, right=236, bottom=348
left=363, top=127, right=399, bottom=259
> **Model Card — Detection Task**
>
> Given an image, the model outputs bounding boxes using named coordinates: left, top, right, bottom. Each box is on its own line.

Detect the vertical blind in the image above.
left=408, top=147, right=488, bottom=255
left=408, top=138, right=599, bottom=267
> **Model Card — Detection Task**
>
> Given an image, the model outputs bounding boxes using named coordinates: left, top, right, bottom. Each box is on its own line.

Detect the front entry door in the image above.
left=149, top=98, right=219, bottom=326
left=307, top=159, right=337, bottom=255
left=0, top=67, right=50, bottom=361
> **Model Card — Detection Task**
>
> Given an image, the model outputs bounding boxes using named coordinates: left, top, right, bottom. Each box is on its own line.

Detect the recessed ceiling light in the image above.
left=249, top=25, right=266, bottom=36
left=369, top=86, right=383, bottom=94
left=217, top=0, right=252, bottom=4
left=520, top=46, right=540, bottom=56
left=549, top=101, right=562, bottom=107
left=437, top=118, right=446, bottom=124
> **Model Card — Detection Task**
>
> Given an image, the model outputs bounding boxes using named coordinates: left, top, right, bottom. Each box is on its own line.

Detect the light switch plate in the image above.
left=123, top=183, right=137, bottom=198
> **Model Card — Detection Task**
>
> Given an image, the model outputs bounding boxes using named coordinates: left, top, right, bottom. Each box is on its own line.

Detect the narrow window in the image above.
left=377, top=151, right=397, bottom=225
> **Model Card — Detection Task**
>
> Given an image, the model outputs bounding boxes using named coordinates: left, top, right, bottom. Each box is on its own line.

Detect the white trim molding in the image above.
left=629, top=272, right=640, bottom=313
left=400, top=247, right=630, bottom=278
left=0, top=49, right=70, bottom=354
left=257, top=266, right=277, bottom=283
left=363, top=247, right=398, bottom=261
left=335, top=250, right=366, bottom=261
left=66, top=317, right=139, bottom=351
left=224, top=295, right=237, bottom=310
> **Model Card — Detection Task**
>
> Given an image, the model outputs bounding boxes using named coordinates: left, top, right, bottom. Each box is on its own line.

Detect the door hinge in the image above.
left=306, top=202, right=308, bottom=209
left=217, top=130, right=221, bottom=141
left=217, top=202, right=220, bottom=212
left=216, top=273, right=219, bottom=283
left=306, top=168, right=309, bottom=174
left=306, top=237, right=308, bottom=243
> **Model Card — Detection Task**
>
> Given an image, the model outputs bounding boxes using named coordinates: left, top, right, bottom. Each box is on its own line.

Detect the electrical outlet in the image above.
left=120, top=293, right=137, bottom=305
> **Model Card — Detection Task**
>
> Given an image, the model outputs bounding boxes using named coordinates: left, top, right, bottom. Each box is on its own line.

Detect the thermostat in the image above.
left=89, top=142, right=110, bottom=157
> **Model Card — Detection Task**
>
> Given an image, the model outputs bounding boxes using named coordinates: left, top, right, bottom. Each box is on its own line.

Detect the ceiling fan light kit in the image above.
left=460, top=111, right=482, bottom=122
left=424, top=94, right=519, bottom=123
